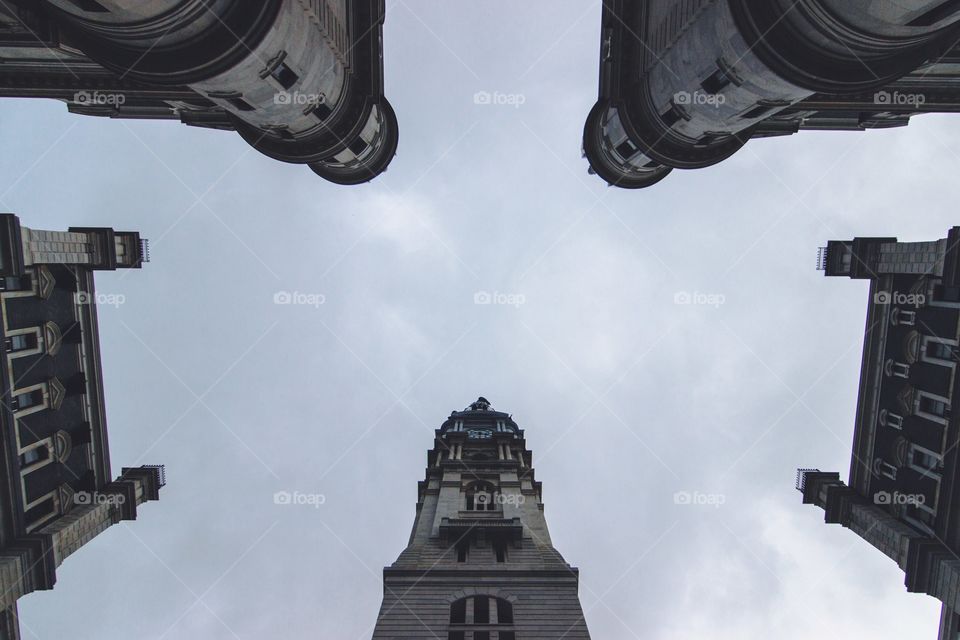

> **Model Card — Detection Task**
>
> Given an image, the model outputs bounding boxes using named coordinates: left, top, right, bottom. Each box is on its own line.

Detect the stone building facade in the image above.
left=0, top=214, right=164, bottom=640
left=371, top=398, right=591, bottom=639
left=584, top=0, right=960, bottom=188
left=0, top=1, right=397, bottom=185
left=799, top=228, right=960, bottom=640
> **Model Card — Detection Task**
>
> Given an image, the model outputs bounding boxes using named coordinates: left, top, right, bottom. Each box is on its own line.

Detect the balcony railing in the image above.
left=816, top=247, right=827, bottom=271
left=140, top=239, right=151, bottom=263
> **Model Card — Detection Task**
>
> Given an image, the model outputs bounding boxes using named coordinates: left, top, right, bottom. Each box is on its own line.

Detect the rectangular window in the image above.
left=615, top=139, right=638, bottom=159
left=701, top=67, right=732, bottom=94
left=271, top=61, right=299, bottom=90
left=474, top=633, right=490, bottom=640
left=499, top=633, right=516, bottom=640
left=228, top=97, right=255, bottom=112
left=14, top=390, right=42, bottom=411
left=311, top=101, right=333, bottom=121
left=474, top=597, right=490, bottom=624
left=494, top=542, right=506, bottom=563
left=919, top=396, right=948, bottom=417
left=450, top=600, right=466, bottom=624
left=6, top=333, right=37, bottom=353
left=19, top=446, right=48, bottom=467
left=457, top=545, right=467, bottom=563
left=926, top=341, right=955, bottom=361
left=24, top=496, right=55, bottom=527
left=660, top=102, right=684, bottom=128
left=447, top=633, right=465, bottom=640
left=497, top=600, right=513, bottom=624
left=912, top=448, right=941, bottom=472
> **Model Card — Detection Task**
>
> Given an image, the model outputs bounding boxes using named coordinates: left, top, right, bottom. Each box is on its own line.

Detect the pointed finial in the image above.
left=468, top=397, right=491, bottom=411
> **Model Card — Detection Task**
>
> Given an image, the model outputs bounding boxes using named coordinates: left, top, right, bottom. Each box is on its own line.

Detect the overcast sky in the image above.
left=3, top=1, right=959, bottom=638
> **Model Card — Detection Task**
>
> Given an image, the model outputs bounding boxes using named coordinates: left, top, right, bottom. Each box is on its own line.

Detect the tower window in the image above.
left=228, top=97, right=255, bottom=112
left=466, top=482, right=499, bottom=512
left=474, top=597, right=489, bottom=624
left=456, top=545, right=468, bottom=563
left=450, top=599, right=466, bottom=624
left=448, top=597, right=516, bottom=638
left=615, top=138, right=638, bottom=159
left=494, top=541, right=507, bottom=563
left=660, top=101, right=686, bottom=127
left=701, top=67, right=732, bottom=94
left=310, top=101, right=333, bottom=121
left=497, top=598, right=513, bottom=624
left=271, top=61, right=299, bottom=89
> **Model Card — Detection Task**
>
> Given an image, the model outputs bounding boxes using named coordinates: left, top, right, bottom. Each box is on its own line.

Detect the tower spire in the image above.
left=371, top=398, right=592, bottom=639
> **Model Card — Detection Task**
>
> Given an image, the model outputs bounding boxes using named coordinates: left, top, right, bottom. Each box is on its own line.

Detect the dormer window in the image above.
left=263, top=52, right=299, bottom=90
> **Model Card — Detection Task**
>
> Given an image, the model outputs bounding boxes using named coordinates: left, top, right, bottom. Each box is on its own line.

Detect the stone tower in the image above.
left=583, top=0, right=960, bottom=188
left=0, top=1, right=397, bottom=185
left=371, top=397, right=591, bottom=639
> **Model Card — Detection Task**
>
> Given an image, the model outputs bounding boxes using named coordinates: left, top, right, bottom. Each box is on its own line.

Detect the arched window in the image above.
left=465, top=482, right=499, bottom=512
left=448, top=596, right=516, bottom=640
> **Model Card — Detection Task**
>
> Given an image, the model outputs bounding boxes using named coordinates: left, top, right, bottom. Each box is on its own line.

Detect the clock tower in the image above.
left=370, top=397, right=592, bottom=639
